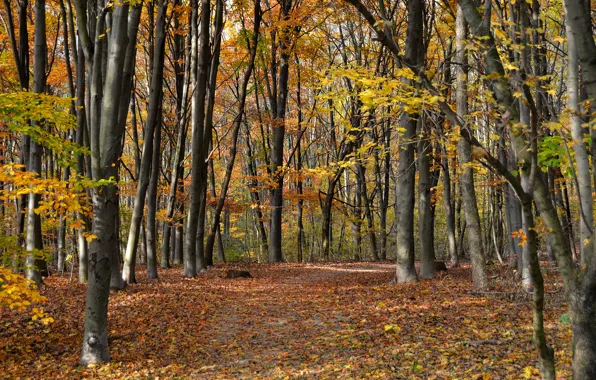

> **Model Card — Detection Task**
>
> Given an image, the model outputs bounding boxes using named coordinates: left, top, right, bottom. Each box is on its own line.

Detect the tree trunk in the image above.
left=269, top=0, right=293, bottom=263
left=442, top=145, right=458, bottom=266
left=418, top=120, right=434, bottom=278
left=25, top=0, right=47, bottom=286
left=185, top=0, right=211, bottom=277
left=564, top=9, right=593, bottom=263
left=456, top=3, right=488, bottom=290
left=122, top=0, right=168, bottom=283
left=145, top=115, right=162, bottom=280
left=77, top=2, right=130, bottom=364
left=357, top=162, right=378, bottom=260
left=394, top=0, right=424, bottom=283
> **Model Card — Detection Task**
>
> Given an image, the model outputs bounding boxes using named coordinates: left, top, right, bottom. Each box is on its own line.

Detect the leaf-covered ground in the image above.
left=1, top=262, right=571, bottom=379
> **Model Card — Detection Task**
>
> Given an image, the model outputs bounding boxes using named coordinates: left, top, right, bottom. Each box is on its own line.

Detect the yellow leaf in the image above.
left=522, top=366, right=535, bottom=379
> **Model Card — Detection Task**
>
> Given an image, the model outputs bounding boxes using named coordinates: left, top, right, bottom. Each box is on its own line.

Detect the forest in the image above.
left=1, top=0, right=596, bottom=378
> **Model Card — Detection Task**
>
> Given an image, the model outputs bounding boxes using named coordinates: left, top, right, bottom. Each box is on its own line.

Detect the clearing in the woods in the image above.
left=1, top=262, right=570, bottom=378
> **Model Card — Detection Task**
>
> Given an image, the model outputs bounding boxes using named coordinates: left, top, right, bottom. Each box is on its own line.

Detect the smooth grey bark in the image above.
left=77, top=1, right=130, bottom=365
left=146, top=114, right=162, bottom=280
left=393, top=0, right=424, bottom=283
left=564, top=11, right=593, bottom=263
left=455, top=4, right=488, bottom=290
left=25, top=0, right=46, bottom=286
left=75, top=41, right=88, bottom=283
left=519, top=103, right=533, bottom=288
left=562, top=0, right=596, bottom=375
left=122, top=0, right=168, bottom=283
left=185, top=0, right=210, bottom=276
left=418, top=121, right=434, bottom=278
left=185, top=0, right=211, bottom=276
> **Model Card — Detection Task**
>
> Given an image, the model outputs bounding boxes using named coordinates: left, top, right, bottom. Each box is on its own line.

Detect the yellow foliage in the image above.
left=0, top=266, right=53, bottom=325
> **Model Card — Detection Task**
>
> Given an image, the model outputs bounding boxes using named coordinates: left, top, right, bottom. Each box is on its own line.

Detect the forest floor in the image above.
left=1, top=261, right=571, bottom=379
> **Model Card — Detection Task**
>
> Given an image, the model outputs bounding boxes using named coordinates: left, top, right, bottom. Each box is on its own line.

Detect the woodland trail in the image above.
left=1, top=262, right=570, bottom=379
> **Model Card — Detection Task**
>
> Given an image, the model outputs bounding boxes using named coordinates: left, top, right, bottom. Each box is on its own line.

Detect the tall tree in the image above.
left=122, top=0, right=168, bottom=284
left=24, top=0, right=46, bottom=286
left=455, top=4, right=488, bottom=290
left=73, top=0, right=135, bottom=364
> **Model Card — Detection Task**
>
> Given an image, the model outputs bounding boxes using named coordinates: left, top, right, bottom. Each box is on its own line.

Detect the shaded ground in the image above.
left=1, top=261, right=571, bottom=379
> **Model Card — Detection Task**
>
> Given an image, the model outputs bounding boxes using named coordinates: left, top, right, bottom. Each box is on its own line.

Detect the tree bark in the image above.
left=393, top=0, right=425, bottom=283
left=269, top=0, right=293, bottom=263
left=145, top=111, right=162, bottom=280
left=185, top=0, right=211, bottom=276
left=418, top=120, right=434, bottom=278
left=122, top=0, right=168, bottom=283
left=25, top=0, right=47, bottom=286
left=456, top=3, right=488, bottom=290
left=77, top=2, right=130, bottom=365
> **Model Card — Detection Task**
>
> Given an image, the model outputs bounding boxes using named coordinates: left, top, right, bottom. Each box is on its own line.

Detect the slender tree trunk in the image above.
left=162, top=8, right=190, bottom=268
left=456, top=4, right=488, bottom=290
left=122, top=0, right=168, bottom=283
left=204, top=1, right=260, bottom=263
left=146, top=114, right=162, bottom=280
left=25, top=0, right=47, bottom=286
left=357, top=162, right=378, bottom=260
left=269, top=0, right=293, bottom=263
left=245, top=125, right=269, bottom=255
left=442, top=144, right=458, bottom=266
left=200, top=0, right=224, bottom=267
left=418, top=120, right=434, bottom=278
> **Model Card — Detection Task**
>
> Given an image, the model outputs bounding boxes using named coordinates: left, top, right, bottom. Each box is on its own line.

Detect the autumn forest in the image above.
left=1, top=0, right=596, bottom=378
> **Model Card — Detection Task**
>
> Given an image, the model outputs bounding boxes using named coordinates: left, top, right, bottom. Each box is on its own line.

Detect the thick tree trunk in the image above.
left=394, top=0, right=424, bottom=283
left=564, top=11, right=593, bottom=263
left=185, top=0, right=211, bottom=277
left=78, top=2, right=130, bottom=365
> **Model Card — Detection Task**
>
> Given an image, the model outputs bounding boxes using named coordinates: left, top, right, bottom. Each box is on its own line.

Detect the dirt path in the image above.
left=0, top=262, right=570, bottom=379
